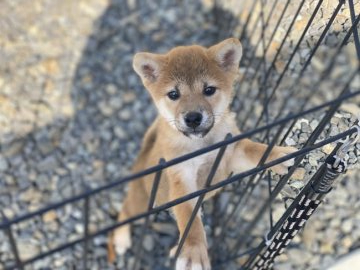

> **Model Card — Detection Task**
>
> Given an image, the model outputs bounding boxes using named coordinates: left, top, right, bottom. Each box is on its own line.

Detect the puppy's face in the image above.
left=133, top=38, right=242, bottom=138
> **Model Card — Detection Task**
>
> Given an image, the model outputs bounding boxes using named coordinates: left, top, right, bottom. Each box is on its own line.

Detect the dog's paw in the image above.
left=268, top=146, right=297, bottom=175
left=172, top=243, right=211, bottom=270
left=113, top=225, right=132, bottom=256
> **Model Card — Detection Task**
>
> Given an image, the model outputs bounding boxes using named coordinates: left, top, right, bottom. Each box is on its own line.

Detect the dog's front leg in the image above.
left=169, top=174, right=211, bottom=270
left=231, top=138, right=297, bottom=175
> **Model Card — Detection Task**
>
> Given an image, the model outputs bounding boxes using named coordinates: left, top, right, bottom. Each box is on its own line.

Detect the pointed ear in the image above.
left=133, top=52, right=164, bottom=83
left=208, top=38, right=242, bottom=71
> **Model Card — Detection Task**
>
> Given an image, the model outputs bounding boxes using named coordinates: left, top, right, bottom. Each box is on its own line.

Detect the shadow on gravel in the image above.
left=69, top=1, right=237, bottom=268
left=61, top=2, right=360, bottom=270
left=0, top=0, right=239, bottom=269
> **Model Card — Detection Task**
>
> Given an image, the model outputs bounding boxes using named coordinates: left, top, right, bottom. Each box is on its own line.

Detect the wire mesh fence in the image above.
left=0, top=0, right=359, bottom=269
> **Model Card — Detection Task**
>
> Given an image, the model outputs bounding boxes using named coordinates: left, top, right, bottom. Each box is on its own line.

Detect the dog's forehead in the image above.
left=165, top=46, right=215, bottom=85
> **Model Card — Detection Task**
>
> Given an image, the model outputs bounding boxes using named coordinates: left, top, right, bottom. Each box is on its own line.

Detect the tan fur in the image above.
left=108, top=38, right=296, bottom=270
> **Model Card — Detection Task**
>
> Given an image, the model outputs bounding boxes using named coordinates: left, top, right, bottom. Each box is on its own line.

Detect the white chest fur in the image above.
left=164, top=112, right=238, bottom=202
left=171, top=151, right=218, bottom=207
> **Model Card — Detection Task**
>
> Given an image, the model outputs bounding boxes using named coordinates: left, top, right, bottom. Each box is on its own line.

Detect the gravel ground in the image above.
left=0, top=0, right=359, bottom=269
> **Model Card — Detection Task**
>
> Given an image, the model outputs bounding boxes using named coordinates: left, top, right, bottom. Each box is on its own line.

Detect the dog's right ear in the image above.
left=133, top=53, right=164, bottom=84
left=208, top=38, right=242, bottom=72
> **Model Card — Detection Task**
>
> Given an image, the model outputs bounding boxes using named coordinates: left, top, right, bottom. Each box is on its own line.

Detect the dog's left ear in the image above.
left=133, top=52, right=165, bottom=84
left=208, top=38, right=242, bottom=71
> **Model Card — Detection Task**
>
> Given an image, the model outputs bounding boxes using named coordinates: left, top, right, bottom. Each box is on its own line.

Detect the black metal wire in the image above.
left=239, top=0, right=261, bottom=42
left=275, top=16, right=344, bottom=144
left=243, top=143, right=344, bottom=269
left=241, top=0, right=323, bottom=128
left=4, top=126, right=358, bottom=270
left=4, top=226, right=23, bottom=270
left=348, top=0, right=360, bottom=59
left=234, top=0, right=279, bottom=94
left=260, top=0, right=270, bottom=129
left=1, top=2, right=359, bottom=268
left=253, top=0, right=326, bottom=128
left=236, top=0, right=279, bottom=84
left=266, top=171, right=274, bottom=230
left=2, top=83, right=360, bottom=268
left=1, top=87, right=359, bottom=232
left=229, top=67, right=358, bottom=258
left=235, top=0, right=291, bottom=111
left=212, top=122, right=287, bottom=245
left=217, top=133, right=357, bottom=268
left=171, top=134, right=231, bottom=268
left=83, top=194, right=90, bottom=270
left=244, top=0, right=291, bottom=86
left=133, top=158, right=164, bottom=270
left=279, top=13, right=360, bottom=145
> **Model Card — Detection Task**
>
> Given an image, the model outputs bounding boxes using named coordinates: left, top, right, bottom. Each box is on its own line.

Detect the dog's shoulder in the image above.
left=140, top=117, right=160, bottom=154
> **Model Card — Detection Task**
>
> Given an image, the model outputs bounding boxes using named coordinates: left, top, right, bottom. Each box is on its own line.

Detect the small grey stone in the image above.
left=37, top=156, right=59, bottom=172
left=285, top=137, right=296, bottom=146
left=0, top=155, right=9, bottom=172
left=330, top=117, right=340, bottom=125
left=19, top=188, right=42, bottom=203
left=127, top=257, right=136, bottom=269
left=100, top=129, right=112, bottom=141
left=3, top=208, right=15, bottom=219
left=301, top=122, right=310, bottom=133
left=116, top=255, right=126, bottom=269
left=308, top=156, right=318, bottom=167
left=18, top=176, right=31, bottom=190
left=4, top=174, right=16, bottom=186
left=59, top=184, right=73, bottom=198
left=118, top=109, right=131, bottom=121
left=152, top=222, right=177, bottom=236
left=280, top=185, right=297, bottom=199
left=338, top=119, right=349, bottom=131
left=54, top=257, right=66, bottom=267
left=75, top=223, right=84, bottom=234
left=329, top=126, right=339, bottom=136
left=45, top=220, right=59, bottom=232
left=114, top=126, right=127, bottom=139
left=310, top=119, right=319, bottom=130
left=71, top=209, right=82, bottom=220
left=106, top=163, right=117, bottom=174
left=348, top=157, right=357, bottom=164
left=275, top=262, right=294, bottom=270
left=322, top=254, right=336, bottom=268
left=36, top=174, right=50, bottom=191
left=17, top=241, right=40, bottom=261
left=93, top=236, right=107, bottom=246
left=356, top=143, right=360, bottom=150
left=106, top=84, right=118, bottom=95
left=109, top=97, right=123, bottom=110
left=341, top=219, right=353, bottom=234
left=1, top=140, right=25, bottom=157
left=298, top=133, right=308, bottom=144
left=289, top=180, right=304, bottom=189
left=98, top=101, right=113, bottom=116
left=37, top=138, right=56, bottom=155
left=9, top=155, right=24, bottom=167
left=123, top=92, right=136, bottom=103
left=287, top=248, right=312, bottom=265
left=143, top=235, right=155, bottom=251
left=348, top=151, right=356, bottom=159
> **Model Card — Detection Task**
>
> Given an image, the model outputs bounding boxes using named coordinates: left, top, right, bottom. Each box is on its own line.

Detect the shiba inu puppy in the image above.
left=108, top=38, right=295, bottom=270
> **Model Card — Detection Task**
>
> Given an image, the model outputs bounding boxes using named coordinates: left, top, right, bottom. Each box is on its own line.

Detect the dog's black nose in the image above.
left=184, top=112, right=203, bottom=128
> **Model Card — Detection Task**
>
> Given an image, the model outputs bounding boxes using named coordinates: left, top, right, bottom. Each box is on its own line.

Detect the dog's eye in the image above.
left=167, top=89, right=180, bottom=100
left=203, top=86, right=216, bottom=96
